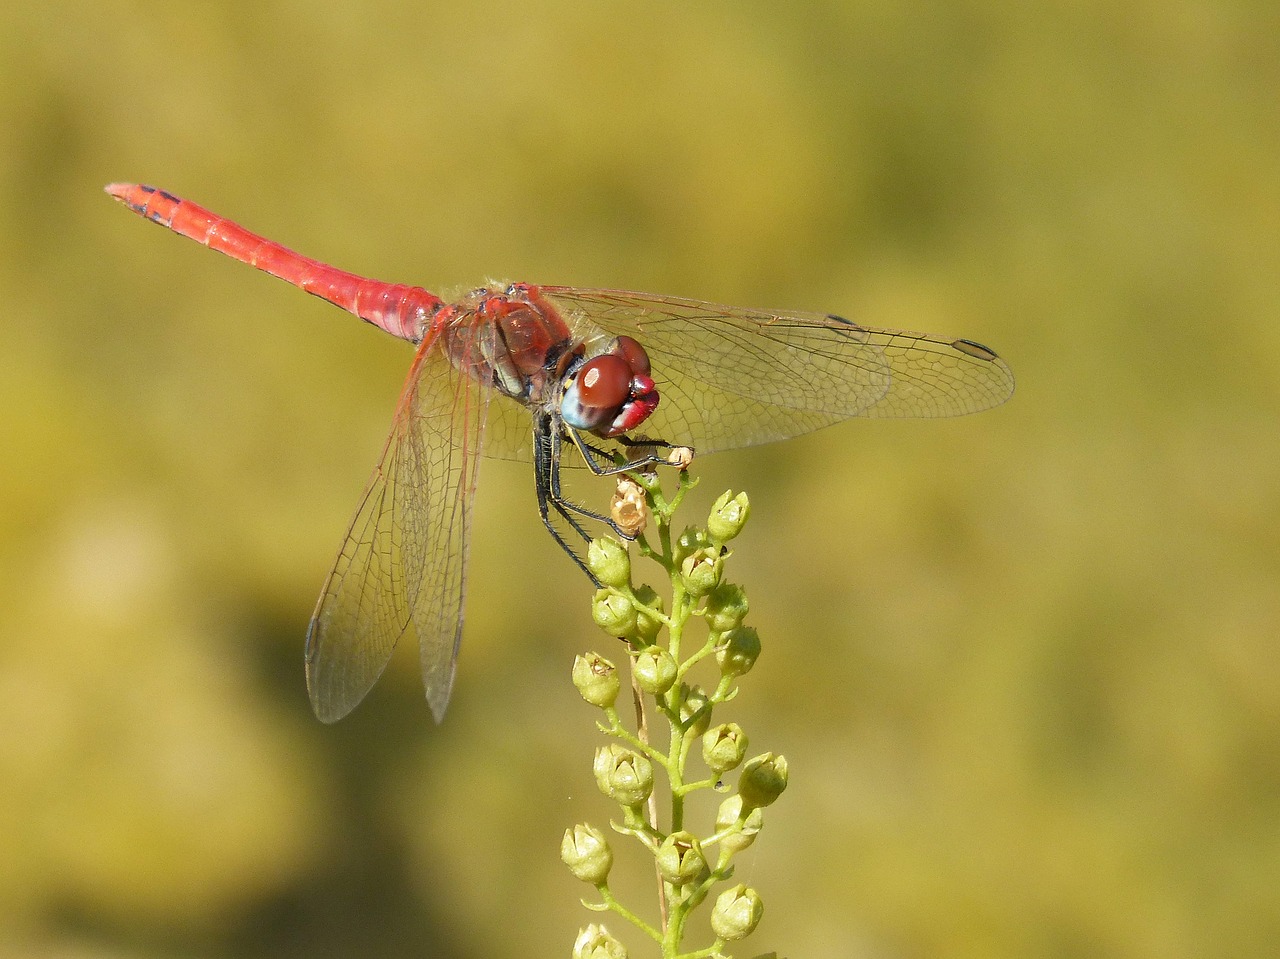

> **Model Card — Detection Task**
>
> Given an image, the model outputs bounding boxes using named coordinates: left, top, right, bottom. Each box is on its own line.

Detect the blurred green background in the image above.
left=2, top=0, right=1277, bottom=956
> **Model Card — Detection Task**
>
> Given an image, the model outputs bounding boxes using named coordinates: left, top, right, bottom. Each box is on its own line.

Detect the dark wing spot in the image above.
left=951, top=338, right=1000, bottom=361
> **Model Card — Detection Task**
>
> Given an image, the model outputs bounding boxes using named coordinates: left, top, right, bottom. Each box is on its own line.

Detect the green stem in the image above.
left=595, top=883, right=662, bottom=943
left=602, top=706, right=669, bottom=764
left=667, top=701, right=686, bottom=835
left=672, top=777, right=719, bottom=797
left=674, top=635, right=719, bottom=679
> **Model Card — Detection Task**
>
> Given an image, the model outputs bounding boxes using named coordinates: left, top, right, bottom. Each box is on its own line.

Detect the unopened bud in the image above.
left=679, top=684, right=711, bottom=736
left=633, top=646, right=677, bottom=695
left=630, top=585, right=664, bottom=644
left=593, top=745, right=654, bottom=807
left=587, top=538, right=631, bottom=588
left=561, top=823, right=613, bottom=885
left=655, top=831, right=708, bottom=886
left=707, top=490, right=750, bottom=542
left=704, top=582, right=749, bottom=633
left=591, top=590, right=637, bottom=637
left=673, top=527, right=710, bottom=567
left=679, top=547, right=722, bottom=598
left=702, top=722, right=749, bottom=773
left=572, top=653, right=620, bottom=708
left=572, top=924, right=628, bottom=959
left=716, top=626, right=761, bottom=677
left=738, top=753, right=788, bottom=810
left=710, top=884, right=763, bottom=940
left=715, top=794, right=764, bottom=852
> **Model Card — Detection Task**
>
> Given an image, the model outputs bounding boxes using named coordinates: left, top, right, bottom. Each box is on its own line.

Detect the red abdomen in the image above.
left=105, top=183, right=443, bottom=343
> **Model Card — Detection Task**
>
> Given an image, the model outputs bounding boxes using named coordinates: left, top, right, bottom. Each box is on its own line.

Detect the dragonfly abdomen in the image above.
left=105, top=183, right=442, bottom=343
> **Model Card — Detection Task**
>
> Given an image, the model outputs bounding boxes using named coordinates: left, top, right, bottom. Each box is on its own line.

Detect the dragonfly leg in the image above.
left=616, top=434, right=677, bottom=451
left=570, top=430, right=690, bottom=477
left=532, top=413, right=656, bottom=585
left=533, top=415, right=617, bottom=584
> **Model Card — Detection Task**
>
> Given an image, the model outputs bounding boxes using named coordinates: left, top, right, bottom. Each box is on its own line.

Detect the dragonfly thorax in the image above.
left=437, top=285, right=660, bottom=441
left=436, top=284, right=578, bottom=405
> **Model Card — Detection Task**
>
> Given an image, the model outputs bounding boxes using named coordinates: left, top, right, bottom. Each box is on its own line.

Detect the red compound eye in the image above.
left=614, top=335, right=651, bottom=376
left=575, top=353, right=631, bottom=409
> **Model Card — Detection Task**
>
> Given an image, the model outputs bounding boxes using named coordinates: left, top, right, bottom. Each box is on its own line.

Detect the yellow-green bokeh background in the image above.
left=3, top=1, right=1277, bottom=956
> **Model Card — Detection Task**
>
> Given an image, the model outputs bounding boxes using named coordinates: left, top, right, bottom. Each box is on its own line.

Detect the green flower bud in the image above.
left=587, top=537, right=631, bottom=588
left=702, top=722, right=749, bottom=773
left=673, top=526, right=710, bottom=567
left=710, top=883, right=763, bottom=940
left=630, top=585, right=664, bottom=644
left=573, top=924, right=628, bottom=959
left=655, top=831, right=708, bottom=886
left=738, top=753, right=788, bottom=810
left=679, top=684, right=712, bottom=736
left=633, top=646, right=677, bottom=695
left=679, top=547, right=722, bottom=598
left=707, top=490, right=750, bottom=542
left=716, top=626, right=761, bottom=677
left=572, top=653, right=620, bottom=709
left=704, top=582, right=749, bottom=633
left=715, top=794, right=764, bottom=852
left=593, top=745, right=654, bottom=807
left=561, top=823, right=614, bottom=885
left=591, top=589, right=637, bottom=637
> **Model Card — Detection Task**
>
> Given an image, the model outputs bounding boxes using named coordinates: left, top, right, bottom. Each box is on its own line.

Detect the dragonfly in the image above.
left=106, top=183, right=1014, bottom=723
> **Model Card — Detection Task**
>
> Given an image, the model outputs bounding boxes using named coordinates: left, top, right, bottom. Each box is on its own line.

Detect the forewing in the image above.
left=305, top=330, right=490, bottom=723
left=541, top=288, right=1015, bottom=453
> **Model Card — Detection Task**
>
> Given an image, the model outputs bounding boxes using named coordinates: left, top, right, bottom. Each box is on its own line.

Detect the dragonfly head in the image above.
left=561, top=335, right=659, bottom=438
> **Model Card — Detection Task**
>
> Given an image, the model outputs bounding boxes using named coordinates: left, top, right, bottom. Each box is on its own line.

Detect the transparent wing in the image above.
left=305, top=328, right=491, bottom=723
left=478, top=387, right=537, bottom=463
left=539, top=287, right=1015, bottom=454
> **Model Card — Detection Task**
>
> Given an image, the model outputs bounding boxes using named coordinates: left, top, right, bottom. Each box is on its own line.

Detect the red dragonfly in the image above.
left=106, top=183, right=1014, bottom=723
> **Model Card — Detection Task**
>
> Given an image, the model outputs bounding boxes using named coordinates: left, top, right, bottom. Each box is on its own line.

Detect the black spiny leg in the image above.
left=532, top=411, right=677, bottom=584
left=532, top=412, right=599, bottom=581
left=571, top=430, right=684, bottom=476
